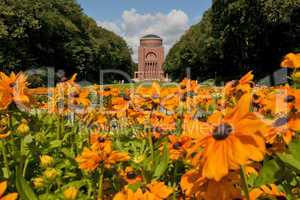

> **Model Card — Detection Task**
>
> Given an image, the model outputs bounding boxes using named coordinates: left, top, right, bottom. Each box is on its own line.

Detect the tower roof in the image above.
left=141, top=34, right=162, bottom=40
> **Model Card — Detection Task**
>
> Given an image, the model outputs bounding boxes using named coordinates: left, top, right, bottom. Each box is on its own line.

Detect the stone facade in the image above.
left=134, top=34, right=166, bottom=81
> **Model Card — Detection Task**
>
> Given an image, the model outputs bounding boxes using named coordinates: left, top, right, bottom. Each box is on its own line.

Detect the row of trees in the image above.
left=0, top=0, right=134, bottom=85
left=164, top=0, right=300, bottom=83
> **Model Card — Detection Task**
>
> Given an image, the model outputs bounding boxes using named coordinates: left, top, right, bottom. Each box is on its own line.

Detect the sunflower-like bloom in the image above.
left=281, top=53, right=300, bottom=69
left=113, top=181, right=172, bottom=200
left=0, top=181, right=18, bottom=200
left=0, top=72, right=30, bottom=110
left=192, top=93, right=267, bottom=181
left=180, top=170, right=242, bottom=200
left=76, top=139, right=129, bottom=171
left=249, top=184, right=285, bottom=200
left=119, top=167, right=142, bottom=185
left=224, top=71, right=254, bottom=98
left=167, top=135, right=191, bottom=160
left=45, top=74, right=90, bottom=114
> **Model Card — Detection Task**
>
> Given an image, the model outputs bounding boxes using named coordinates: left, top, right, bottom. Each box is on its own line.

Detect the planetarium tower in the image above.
left=134, top=34, right=166, bottom=81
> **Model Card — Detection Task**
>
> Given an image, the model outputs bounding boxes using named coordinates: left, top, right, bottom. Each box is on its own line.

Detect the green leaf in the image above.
left=288, top=141, right=300, bottom=161
left=16, top=166, right=39, bottom=200
left=49, top=140, right=62, bottom=148
left=278, top=153, right=300, bottom=171
left=254, top=159, right=280, bottom=186
left=153, top=144, right=169, bottom=179
left=127, top=182, right=142, bottom=192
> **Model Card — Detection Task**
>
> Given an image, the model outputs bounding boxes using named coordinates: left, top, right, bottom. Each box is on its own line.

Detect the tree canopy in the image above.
left=164, top=0, right=300, bottom=83
left=0, top=0, right=134, bottom=85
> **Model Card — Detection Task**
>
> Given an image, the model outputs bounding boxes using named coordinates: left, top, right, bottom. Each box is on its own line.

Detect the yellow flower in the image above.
left=43, top=168, right=59, bottom=180
left=64, top=187, right=78, bottom=200
left=292, top=71, right=300, bottom=83
left=17, top=119, right=30, bottom=135
left=40, top=155, right=54, bottom=168
left=33, top=177, right=44, bottom=188
left=281, top=53, right=300, bottom=69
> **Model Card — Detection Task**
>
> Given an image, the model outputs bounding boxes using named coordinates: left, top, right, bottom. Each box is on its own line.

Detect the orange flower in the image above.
left=0, top=181, right=18, bottom=200
left=194, top=93, right=267, bottom=181
left=76, top=140, right=129, bottom=171
left=224, top=71, right=254, bottom=98
left=119, top=167, right=142, bottom=185
left=144, top=181, right=173, bottom=199
left=75, top=147, right=101, bottom=171
left=281, top=53, right=300, bottom=69
left=0, top=131, right=10, bottom=139
left=113, top=181, right=172, bottom=200
left=249, top=184, right=285, bottom=200
left=0, top=72, right=30, bottom=110
left=181, top=170, right=242, bottom=200
left=167, top=135, right=191, bottom=160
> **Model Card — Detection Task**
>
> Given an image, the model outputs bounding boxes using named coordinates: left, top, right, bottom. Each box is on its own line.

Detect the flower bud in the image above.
left=40, top=155, right=54, bottom=168
left=64, top=187, right=78, bottom=200
left=33, top=177, right=44, bottom=188
left=17, top=119, right=30, bottom=135
left=43, top=168, right=59, bottom=180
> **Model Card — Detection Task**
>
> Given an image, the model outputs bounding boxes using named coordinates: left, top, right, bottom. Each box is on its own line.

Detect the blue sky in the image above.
left=77, top=0, right=211, bottom=23
left=76, top=0, right=212, bottom=60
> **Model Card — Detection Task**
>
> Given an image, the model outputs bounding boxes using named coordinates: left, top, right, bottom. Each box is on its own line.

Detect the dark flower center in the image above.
left=172, top=142, right=182, bottom=150
left=152, top=94, right=159, bottom=99
left=213, top=123, right=233, bottom=140
left=153, top=127, right=163, bottom=133
left=180, top=85, right=186, bottom=89
left=232, top=80, right=239, bottom=87
left=276, top=196, right=287, bottom=200
left=123, top=95, right=131, bottom=101
left=285, top=95, right=295, bottom=103
left=273, top=117, right=288, bottom=127
left=104, top=87, right=111, bottom=91
left=70, top=92, right=80, bottom=98
left=98, top=137, right=105, bottom=143
left=9, top=82, right=16, bottom=88
left=126, top=171, right=137, bottom=179
left=253, top=94, right=260, bottom=100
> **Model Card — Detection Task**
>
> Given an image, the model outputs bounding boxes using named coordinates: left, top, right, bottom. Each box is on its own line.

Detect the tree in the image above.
left=0, top=0, right=134, bottom=85
left=164, top=0, right=300, bottom=83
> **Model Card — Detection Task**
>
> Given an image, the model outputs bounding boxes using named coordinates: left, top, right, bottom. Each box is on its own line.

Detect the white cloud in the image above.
left=97, top=9, right=189, bottom=62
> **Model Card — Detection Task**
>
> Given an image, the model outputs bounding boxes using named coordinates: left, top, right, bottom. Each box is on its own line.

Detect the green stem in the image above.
left=148, top=130, right=154, bottom=167
left=1, top=140, right=10, bottom=178
left=240, top=165, right=250, bottom=200
left=97, top=165, right=104, bottom=200
left=172, top=161, right=178, bottom=200
left=57, top=115, right=63, bottom=140
left=8, top=113, right=13, bottom=129
left=22, top=156, right=30, bottom=177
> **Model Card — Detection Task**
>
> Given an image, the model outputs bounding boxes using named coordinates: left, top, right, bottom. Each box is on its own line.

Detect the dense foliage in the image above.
left=164, top=0, right=300, bottom=83
left=0, top=0, right=134, bottom=85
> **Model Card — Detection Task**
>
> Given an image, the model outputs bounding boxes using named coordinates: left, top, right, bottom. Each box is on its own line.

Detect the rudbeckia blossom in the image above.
left=76, top=139, right=129, bottom=171
left=249, top=184, right=285, bottom=200
left=0, top=181, right=18, bottom=200
left=195, top=93, right=267, bottom=181
left=119, top=167, right=142, bottom=185
left=113, top=181, right=172, bottom=200
left=181, top=170, right=242, bottom=200
left=0, top=72, right=30, bottom=110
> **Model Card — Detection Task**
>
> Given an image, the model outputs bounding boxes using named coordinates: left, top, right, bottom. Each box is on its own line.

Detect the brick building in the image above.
left=134, top=34, right=167, bottom=81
